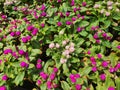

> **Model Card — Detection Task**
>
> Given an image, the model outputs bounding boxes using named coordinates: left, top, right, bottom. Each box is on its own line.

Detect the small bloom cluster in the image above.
left=0, top=86, right=6, bottom=90
left=36, top=59, right=42, bottom=69
left=10, top=31, right=21, bottom=37
left=2, top=74, right=8, bottom=81
left=21, top=35, right=31, bottom=43
left=49, top=43, right=60, bottom=49
left=20, top=61, right=29, bottom=68
left=39, top=71, right=48, bottom=80
left=27, top=25, right=38, bottom=36
left=69, top=74, right=80, bottom=83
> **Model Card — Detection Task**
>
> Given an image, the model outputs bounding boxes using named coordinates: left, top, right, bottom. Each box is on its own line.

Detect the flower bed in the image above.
left=0, top=0, right=120, bottom=90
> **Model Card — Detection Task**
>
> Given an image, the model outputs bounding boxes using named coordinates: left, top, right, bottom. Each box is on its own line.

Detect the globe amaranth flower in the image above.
left=117, top=45, right=120, bottom=49
left=105, top=12, right=110, bottom=16
left=18, top=50, right=25, bottom=55
left=40, top=4, right=46, bottom=11
left=15, top=31, right=21, bottom=36
left=92, top=66, right=97, bottom=72
left=27, top=25, right=34, bottom=31
left=75, top=84, right=82, bottom=90
left=37, top=59, right=42, bottom=63
left=93, top=33, right=98, bottom=39
left=90, top=56, right=96, bottom=62
left=73, top=8, right=77, bottom=12
left=57, top=22, right=62, bottom=26
left=97, top=53, right=102, bottom=59
left=109, top=67, right=114, bottom=73
left=36, top=63, right=42, bottom=69
left=40, top=72, right=48, bottom=80
left=87, top=50, right=91, bottom=55
left=82, top=2, right=87, bottom=7
left=60, top=58, right=67, bottom=64
left=49, top=73, right=56, bottom=80
left=10, top=32, right=15, bottom=37
left=20, top=61, right=28, bottom=68
left=49, top=43, right=55, bottom=49
left=102, top=61, right=108, bottom=68
left=71, top=0, right=75, bottom=6
left=21, top=37, right=28, bottom=43
left=100, top=74, right=106, bottom=81
left=53, top=67, right=58, bottom=73
left=4, top=49, right=12, bottom=54
left=36, top=80, right=41, bottom=85
left=0, top=86, right=6, bottom=90
left=40, top=23, right=45, bottom=28
left=66, top=12, right=70, bottom=17
left=107, top=1, right=113, bottom=6
left=32, top=28, right=38, bottom=36
left=77, top=27, right=82, bottom=32
left=108, top=86, right=115, bottom=90
left=102, top=33, right=107, bottom=38
left=66, top=21, right=72, bottom=25
left=46, top=81, right=52, bottom=89
left=70, top=74, right=80, bottom=83
left=41, top=11, right=46, bottom=17
left=2, top=75, right=8, bottom=81
left=72, top=17, right=76, bottom=21
left=55, top=43, right=60, bottom=48
left=57, top=0, right=61, bottom=2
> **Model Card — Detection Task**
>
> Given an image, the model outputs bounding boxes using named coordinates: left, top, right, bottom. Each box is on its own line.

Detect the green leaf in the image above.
left=80, top=67, right=91, bottom=76
left=80, top=21, right=89, bottom=27
left=115, top=78, right=120, bottom=90
left=79, top=30, right=88, bottom=37
left=0, top=43, right=3, bottom=49
left=61, top=81, right=70, bottom=90
left=63, top=64, right=69, bottom=76
left=112, top=12, right=120, bottom=20
left=14, top=72, right=25, bottom=86
left=44, top=60, right=54, bottom=73
left=31, top=49, right=42, bottom=56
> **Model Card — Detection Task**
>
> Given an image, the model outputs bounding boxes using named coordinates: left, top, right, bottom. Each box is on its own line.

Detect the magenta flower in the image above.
left=100, top=74, right=106, bottom=81
left=93, top=33, right=98, bottom=39
left=109, top=67, right=114, bottom=73
left=40, top=72, right=48, bottom=80
left=75, top=84, right=82, bottom=90
left=46, top=81, right=52, bottom=89
left=4, top=49, right=12, bottom=54
left=117, top=45, right=120, bottom=49
left=72, top=17, right=76, bottom=21
left=15, top=31, right=21, bottom=36
left=96, top=39, right=101, bottom=44
left=10, top=32, right=15, bottom=37
left=36, top=63, right=42, bottom=69
left=87, top=50, right=91, bottom=55
left=57, top=22, right=62, bottom=26
left=66, top=12, right=70, bottom=17
left=26, top=35, right=31, bottom=41
left=27, top=25, right=34, bottom=31
left=37, top=59, right=42, bottom=63
left=74, top=74, right=80, bottom=78
left=92, top=66, right=97, bottom=72
left=73, top=8, right=77, bottom=12
left=57, top=0, right=61, bottom=2
left=20, top=61, right=28, bottom=68
left=0, top=86, right=6, bottom=90
left=71, top=0, right=75, bottom=6
left=12, top=52, right=18, bottom=59
left=77, top=14, right=81, bottom=18
left=82, top=2, right=87, bottom=7
left=102, top=61, right=108, bottom=68
left=18, top=50, right=25, bottom=55
left=97, top=53, right=102, bottom=59
left=50, top=73, right=56, bottom=80
left=40, top=23, right=45, bottom=28
left=53, top=67, right=58, bottom=73
left=2, top=75, right=8, bottom=81
left=21, top=37, right=28, bottom=43
left=108, top=86, right=115, bottom=90
left=91, top=26, right=96, bottom=30
left=102, top=33, right=107, bottom=38
left=37, top=80, right=41, bottom=85
left=41, top=11, right=46, bottom=17
left=70, top=74, right=76, bottom=83
left=40, top=4, right=46, bottom=11
left=66, top=21, right=72, bottom=25
left=32, top=28, right=38, bottom=36
left=90, top=56, right=96, bottom=62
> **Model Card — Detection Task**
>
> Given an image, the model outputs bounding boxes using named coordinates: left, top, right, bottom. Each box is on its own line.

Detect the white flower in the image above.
left=108, top=6, right=112, bottom=10
left=56, top=43, right=60, bottom=48
left=65, top=46, right=69, bottom=50
left=49, top=43, right=55, bottom=49
left=107, top=1, right=113, bottom=6
left=100, top=9, right=105, bottom=14
left=59, top=30, right=64, bottom=35
left=105, top=12, right=110, bottom=16
left=60, top=58, right=67, bottom=64
left=62, top=40, right=67, bottom=46
left=94, top=4, right=100, bottom=9
left=69, top=46, right=75, bottom=53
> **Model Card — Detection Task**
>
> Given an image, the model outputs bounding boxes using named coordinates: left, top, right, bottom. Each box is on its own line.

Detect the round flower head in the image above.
left=66, top=12, right=70, bottom=17
left=117, top=45, right=120, bottom=49
left=75, top=84, right=82, bottom=90
left=37, top=80, right=41, bottom=85
left=102, top=61, right=108, bottom=68
left=2, top=75, right=8, bottom=81
left=0, top=86, right=6, bottom=90
left=97, top=53, right=102, bottom=59
left=18, top=50, right=25, bottom=55
left=10, top=32, right=15, bottom=37
left=49, top=43, right=55, bottom=49
left=77, top=27, right=82, bottom=32
left=15, top=31, right=21, bottom=36
left=57, top=22, right=62, bottom=26
left=100, top=74, right=106, bottom=81
left=27, top=25, right=34, bottom=31
left=40, top=23, right=45, bottom=28
left=21, top=37, right=28, bottom=43
left=92, top=66, right=97, bottom=72
left=36, top=63, right=42, bottom=69
left=20, top=61, right=28, bottom=68
left=82, top=2, right=87, bottom=6
left=49, top=73, right=56, bottom=80
left=106, top=12, right=110, bottom=16
left=66, top=21, right=72, bottom=25
left=108, top=86, right=115, bottom=90
left=46, top=81, right=52, bottom=89
left=53, top=67, right=58, bottom=73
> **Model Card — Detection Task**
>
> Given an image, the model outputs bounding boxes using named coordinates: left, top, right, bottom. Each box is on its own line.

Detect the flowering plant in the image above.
left=0, top=0, right=120, bottom=90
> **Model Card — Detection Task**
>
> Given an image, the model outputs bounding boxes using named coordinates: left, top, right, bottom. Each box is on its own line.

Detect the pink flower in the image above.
left=82, top=2, right=87, bottom=7
left=27, top=25, right=34, bottom=31
left=57, top=22, right=62, bottom=26
left=21, top=37, right=28, bottom=43
left=57, top=0, right=61, bottom=2
left=117, top=45, right=120, bottom=49
left=72, top=17, right=76, bottom=21
left=40, top=23, right=45, bottom=28
left=50, top=73, right=56, bottom=80
left=40, top=72, right=48, bottom=80
left=49, top=43, right=55, bottom=48
left=53, top=67, right=58, bottom=73
left=0, top=86, right=6, bottom=90
left=107, top=1, right=113, bottom=6
left=66, top=12, right=70, bottom=17
left=4, top=49, right=12, bottom=54
left=93, top=33, right=98, bottom=39
left=36, top=63, right=42, bottom=69
left=66, top=21, right=72, bottom=25
left=77, top=27, right=82, bottom=32
left=75, top=84, right=82, bottom=90
left=96, top=39, right=101, bottom=44
left=10, top=32, right=15, bottom=37
left=37, top=59, right=42, bottom=63
left=109, top=67, right=114, bottom=73
left=92, top=66, right=97, bottom=72
left=102, top=33, right=107, bottom=38
left=108, top=86, right=115, bottom=90
left=37, top=80, right=41, bottom=85
left=46, top=81, right=52, bottom=89
left=97, top=53, right=102, bottom=59
left=87, top=50, right=91, bottom=55
left=70, top=74, right=80, bottom=83
left=18, top=50, right=25, bottom=55
left=20, top=61, right=28, bottom=68
left=102, top=61, right=108, bottom=68
left=2, top=75, right=8, bottom=81
left=71, top=0, right=75, bottom=6
left=73, top=8, right=77, bottom=12
left=60, top=58, right=67, bottom=64
left=90, top=56, right=96, bottom=62
left=15, top=31, right=21, bottom=36
left=100, top=74, right=106, bottom=81
left=32, top=28, right=38, bottom=36
left=62, top=40, right=67, bottom=46
left=106, top=12, right=110, bottom=16
left=40, top=4, right=46, bottom=11
left=56, top=43, right=60, bottom=48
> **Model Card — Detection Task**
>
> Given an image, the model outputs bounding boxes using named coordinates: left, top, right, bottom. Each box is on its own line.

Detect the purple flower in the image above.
left=75, top=84, right=82, bottom=90
left=36, top=63, right=42, bottom=69
left=57, top=22, right=62, bottom=26
left=92, top=66, right=97, bottom=72
left=91, top=26, right=96, bottom=30
left=81, top=16, right=85, bottom=20
left=27, top=25, right=34, bottom=31
left=10, top=32, right=15, bottom=37
left=37, top=59, right=42, bottom=63
left=40, top=4, right=46, bottom=11
left=50, top=73, right=56, bottom=80
left=1, top=15, right=7, bottom=19
left=108, top=87, right=115, bottom=90
left=37, top=80, right=41, bottom=85
left=66, top=12, right=70, bottom=17
left=15, top=31, right=21, bottom=36
left=82, top=2, right=87, bottom=7
left=117, top=45, right=120, bottom=49
left=71, top=0, right=75, bottom=6
left=66, top=21, right=72, bottom=25
left=41, top=12, right=46, bottom=17
left=21, top=37, right=28, bottom=43
left=0, top=86, right=6, bottom=90
left=96, top=39, right=101, bottom=44
left=2, top=75, right=8, bottom=81
left=97, top=53, right=102, bottom=59
left=109, top=67, right=114, bottom=73
left=73, top=8, right=77, bottom=12
left=77, top=14, right=81, bottom=18
left=20, top=61, right=28, bottom=68
left=40, top=72, right=48, bottom=80
left=53, top=67, right=58, bottom=73
left=12, top=52, right=18, bottom=59
left=70, top=74, right=76, bottom=83
left=46, top=81, right=52, bottom=89
left=87, top=50, right=91, bottom=55
left=77, top=27, right=82, bottom=32
left=74, top=74, right=80, bottom=78
left=102, top=61, right=108, bottom=68
left=100, top=74, right=106, bottom=81
left=32, top=28, right=38, bottom=36
left=90, top=56, right=96, bottom=62
left=41, top=23, right=45, bottom=28
left=4, top=49, right=12, bottom=54
left=102, top=33, right=107, bottom=38
left=57, top=0, right=61, bottom=2
left=26, top=35, right=31, bottom=41
left=72, top=17, right=76, bottom=21
left=18, top=50, right=25, bottom=55
left=93, top=33, right=98, bottom=39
